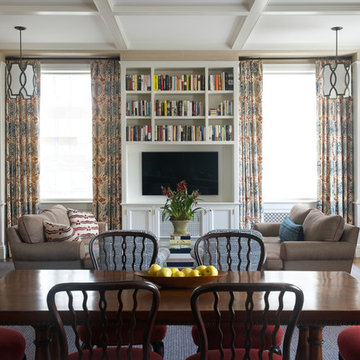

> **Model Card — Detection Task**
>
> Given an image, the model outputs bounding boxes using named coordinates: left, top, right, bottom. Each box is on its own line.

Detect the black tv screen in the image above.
left=142, top=152, right=218, bottom=195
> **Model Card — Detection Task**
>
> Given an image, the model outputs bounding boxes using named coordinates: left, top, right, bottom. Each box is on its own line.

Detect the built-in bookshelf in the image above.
left=120, top=62, right=239, bottom=234
left=121, top=62, right=238, bottom=145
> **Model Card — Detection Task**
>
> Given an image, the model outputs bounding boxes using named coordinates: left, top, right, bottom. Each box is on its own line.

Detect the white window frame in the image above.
left=262, top=63, right=317, bottom=205
left=40, top=63, right=93, bottom=202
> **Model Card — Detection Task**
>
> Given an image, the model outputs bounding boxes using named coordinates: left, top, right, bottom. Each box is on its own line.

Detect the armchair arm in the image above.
left=280, top=241, right=356, bottom=261
left=10, top=241, right=86, bottom=262
left=253, top=223, right=281, bottom=237
left=156, top=247, right=170, bottom=267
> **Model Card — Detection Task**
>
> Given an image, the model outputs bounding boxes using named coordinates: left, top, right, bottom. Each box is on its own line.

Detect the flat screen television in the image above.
left=142, top=152, right=218, bottom=195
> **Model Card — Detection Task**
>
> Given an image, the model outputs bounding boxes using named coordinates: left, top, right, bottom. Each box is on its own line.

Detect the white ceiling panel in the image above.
left=0, top=14, right=113, bottom=45
left=118, top=15, right=240, bottom=50
left=244, top=14, right=360, bottom=51
left=269, top=0, right=360, bottom=4
left=0, top=0, right=93, bottom=4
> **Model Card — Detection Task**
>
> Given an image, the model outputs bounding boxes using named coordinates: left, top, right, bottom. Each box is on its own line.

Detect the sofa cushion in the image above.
left=44, top=221, right=79, bottom=242
left=68, top=209, right=99, bottom=237
left=263, top=243, right=283, bottom=270
left=303, top=210, right=345, bottom=242
left=289, top=204, right=313, bottom=225
left=18, top=205, right=70, bottom=244
left=279, top=216, right=304, bottom=242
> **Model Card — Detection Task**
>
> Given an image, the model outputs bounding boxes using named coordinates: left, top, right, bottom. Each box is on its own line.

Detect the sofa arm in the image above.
left=280, top=241, right=356, bottom=261
left=254, top=223, right=281, bottom=237
left=98, top=222, right=108, bottom=234
left=10, top=241, right=86, bottom=262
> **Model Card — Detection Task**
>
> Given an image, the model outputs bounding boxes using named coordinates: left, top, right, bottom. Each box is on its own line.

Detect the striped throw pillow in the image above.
left=67, top=209, right=99, bottom=237
left=44, top=221, right=79, bottom=242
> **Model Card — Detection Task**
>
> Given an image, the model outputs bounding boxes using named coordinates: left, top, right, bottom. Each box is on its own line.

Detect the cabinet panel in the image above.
left=124, top=207, right=153, bottom=231
left=203, top=205, right=238, bottom=232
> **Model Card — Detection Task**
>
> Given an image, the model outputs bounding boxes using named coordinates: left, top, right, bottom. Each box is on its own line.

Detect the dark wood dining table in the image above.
left=1, top=269, right=360, bottom=360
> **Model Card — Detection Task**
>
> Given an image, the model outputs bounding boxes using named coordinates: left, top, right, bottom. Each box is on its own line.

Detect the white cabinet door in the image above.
left=202, top=205, right=239, bottom=232
left=123, top=206, right=153, bottom=232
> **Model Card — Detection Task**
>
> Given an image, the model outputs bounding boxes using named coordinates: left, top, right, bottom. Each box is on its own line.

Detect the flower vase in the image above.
left=171, top=220, right=189, bottom=236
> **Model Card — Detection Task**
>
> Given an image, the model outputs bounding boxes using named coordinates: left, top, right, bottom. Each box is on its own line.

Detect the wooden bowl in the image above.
left=134, top=270, right=228, bottom=289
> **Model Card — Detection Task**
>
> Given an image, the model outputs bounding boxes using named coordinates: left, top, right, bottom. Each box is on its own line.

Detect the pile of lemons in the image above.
left=148, top=264, right=218, bottom=277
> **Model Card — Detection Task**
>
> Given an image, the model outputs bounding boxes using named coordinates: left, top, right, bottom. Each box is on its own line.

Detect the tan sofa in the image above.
left=7, top=205, right=108, bottom=269
left=254, top=205, right=359, bottom=272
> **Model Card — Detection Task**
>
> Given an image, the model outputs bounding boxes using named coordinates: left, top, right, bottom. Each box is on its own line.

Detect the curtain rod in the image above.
left=238, top=56, right=352, bottom=61
left=5, top=56, right=120, bottom=61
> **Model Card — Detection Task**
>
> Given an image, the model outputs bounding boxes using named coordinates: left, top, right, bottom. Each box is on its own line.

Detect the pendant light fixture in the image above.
left=6, top=26, right=35, bottom=99
left=322, top=26, right=351, bottom=99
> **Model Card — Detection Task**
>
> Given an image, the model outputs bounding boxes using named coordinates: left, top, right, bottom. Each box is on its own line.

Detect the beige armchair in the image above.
left=7, top=204, right=108, bottom=270
left=254, top=205, right=359, bottom=272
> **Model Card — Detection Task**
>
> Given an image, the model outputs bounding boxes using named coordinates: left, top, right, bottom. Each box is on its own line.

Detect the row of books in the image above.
left=154, top=125, right=205, bottom=142
left=209, top=100, right=234, bottom=116
left=209, top=72, right=234, bottom=91
left=154, top=74, right=205, bottom=91
left=209, top=125, right=233, bottom=141
left=154, top=100, right=204, bottom=117
left=125, top=74, right=151, bottom=91
left=126, top=100, right=151, bottom=117
left=126, top=125, right=152, bottom=142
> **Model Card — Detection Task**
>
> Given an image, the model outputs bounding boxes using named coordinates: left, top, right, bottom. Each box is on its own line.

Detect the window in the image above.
left=40, top=64, right=92, bottom=200
left=262, top=64, right=317, bottom=202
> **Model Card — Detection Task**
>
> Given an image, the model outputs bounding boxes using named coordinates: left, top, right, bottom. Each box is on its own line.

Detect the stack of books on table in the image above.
left=167, top=234, right=193, bottom=268
left=169, top=234, right=191, bottom=249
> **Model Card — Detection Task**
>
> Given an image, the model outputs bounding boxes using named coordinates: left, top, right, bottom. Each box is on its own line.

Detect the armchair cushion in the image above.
left=18, top=204, right=69, bottom=243
left=303, top=210, right=344, bottom=242
left=279, top=216, right=304, bottom=242
left=44, top=221, right=79, bottom=242
left=289, top=204, right=313, bottom=224
left=68, top=209, right=99, bottom=237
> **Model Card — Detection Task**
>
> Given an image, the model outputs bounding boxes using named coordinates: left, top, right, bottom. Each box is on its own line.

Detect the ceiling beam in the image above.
left=264, top=4, right=360, bottom=15
left=112, top=4, right=249, bottom=16
left=0, top=42, right=117, bottom=51
left=230, top=0, right=269, bottom=50
left=91, top=0, right=128, bottom=50
left=0, top=4, right=97, bottom=16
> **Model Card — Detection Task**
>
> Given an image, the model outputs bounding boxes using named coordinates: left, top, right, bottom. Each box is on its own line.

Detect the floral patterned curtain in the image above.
left=91, top=59, right=122, bottom=229
left=239, top=60, right=263, bottom=228
left=315, top=59, right=354, bottom=223
left=5, top=60, right=41, bottom=227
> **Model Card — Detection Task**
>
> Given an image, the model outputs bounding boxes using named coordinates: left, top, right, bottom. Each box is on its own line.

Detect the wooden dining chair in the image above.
left=0, top=327, right=26, bottom=360
left=186, top=282, right=304, bottom=360
left=193, top=229, right=266, bottom=271
left=47, top=280, right=163, bottom=360
left=192, top=230, right=284, bottom=353
left=87, top=230, right=167, bottom=357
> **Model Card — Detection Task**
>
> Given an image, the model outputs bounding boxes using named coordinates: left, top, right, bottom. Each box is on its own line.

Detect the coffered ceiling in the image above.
left=0, top=0, right=359, bottom=56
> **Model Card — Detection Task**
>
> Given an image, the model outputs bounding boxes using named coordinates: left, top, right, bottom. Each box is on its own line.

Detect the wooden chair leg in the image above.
left=151, top=340, right=164, bottom=358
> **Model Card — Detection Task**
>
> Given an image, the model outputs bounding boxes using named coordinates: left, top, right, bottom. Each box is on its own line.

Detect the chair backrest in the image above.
left=47, top=280, right=160, bottom=360
left=191, top=282, right=304, bottom=360
left=194, top=230, right=265, bottom=271
left=89, top=230, right=159, bottom=270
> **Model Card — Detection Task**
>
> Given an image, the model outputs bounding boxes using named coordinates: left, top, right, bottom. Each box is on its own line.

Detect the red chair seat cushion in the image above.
left=68, top=347, right=163, bottom=360
left=338, top=326, right=360, bottom=360
left=78, top=324, right=167, bottom=345
left=192, top=324, right=283, bottom=349
left=0, top=328, right=26, bottom=360
left=186, top=348, right=282, bottom=360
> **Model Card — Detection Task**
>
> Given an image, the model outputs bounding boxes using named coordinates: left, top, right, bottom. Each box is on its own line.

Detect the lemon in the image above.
left=156, top=267, right=172, bottom=277
left=170, top=267, right=180, bottom=275
left=189, top=269, right=200, bottom=277
left=182, top=267, right=193, bottom=277
left=173, top=270, right=185, bottom=277
left=148, top=264, right=161, bottom=276
left=204, top=265, right=218, bottom=276
left=196, top=265, right=207, bottom=275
